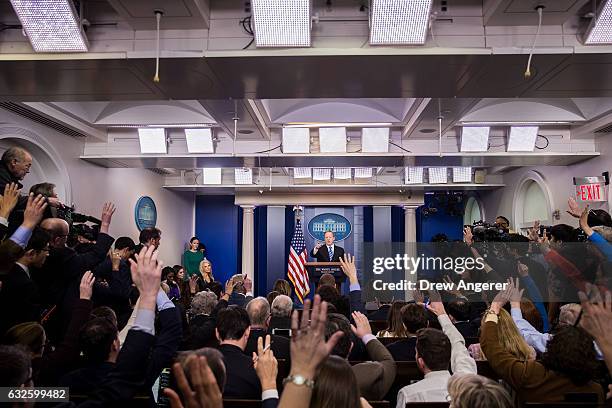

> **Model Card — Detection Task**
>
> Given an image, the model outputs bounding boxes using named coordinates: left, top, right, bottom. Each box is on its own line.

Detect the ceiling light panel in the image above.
left=452, top=167, right=472, bottom=183
left=334, top=168, right=352, bottom=180
left=202, top=168, right=222, bottom=185
left=185, top=128, right=214, bottom=153
left=584, top=0, right=612, bottom=44
left=355, top=168, right=373, bottom=179
left=404, top=167, right=424, bottom=184
left=428, top=167, right=448, bottom=184
left=235, top=168, right=253, bottom=185
left=460, top=126, right=490, bottom=152
left=507, top=126, right=539, bottom=152
left=362, top=128, right=390, bottom=153
left=313, top=168, right=331, bottom=181
left=319, top=127, right=347, bottom=153
left=10, top=0, right=89, bottom=52
left=293, top=167, right=312, bottom=179
left=251, top=0, right=311, bottom=47
left=138, top=128, right=167, bottom=154
left=369, top=0, right=433, bottom=45
left=282, top=127, right=310, bottom=153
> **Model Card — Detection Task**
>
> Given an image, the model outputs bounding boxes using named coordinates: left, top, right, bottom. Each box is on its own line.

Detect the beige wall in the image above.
left=0, top=110, right=194, bottom=265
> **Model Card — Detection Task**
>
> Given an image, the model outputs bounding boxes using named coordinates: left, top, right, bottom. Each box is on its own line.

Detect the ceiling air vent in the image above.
left=594, top=122, right=612, bottom=134
left=0, top=102, right=88, bottom=139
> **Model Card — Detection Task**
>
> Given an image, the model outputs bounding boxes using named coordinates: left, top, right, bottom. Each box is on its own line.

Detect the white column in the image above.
left=241, top=205, right=255, bottom=288
left=404, top=206, right=417, bottom=301
left=404, top=206, right=417, bottom=243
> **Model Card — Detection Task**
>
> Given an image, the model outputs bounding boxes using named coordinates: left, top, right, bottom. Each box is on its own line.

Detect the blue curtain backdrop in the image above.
left=195, top=195, right=242, bottom=285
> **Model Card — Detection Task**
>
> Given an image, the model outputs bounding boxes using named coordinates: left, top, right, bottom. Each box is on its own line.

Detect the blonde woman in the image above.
left=196, top=259, right=217, bottom=292
left=468, top=308, right=536, bottom=361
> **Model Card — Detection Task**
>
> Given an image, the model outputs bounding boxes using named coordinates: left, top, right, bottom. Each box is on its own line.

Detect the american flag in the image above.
left=287, top=218, right=310, bottom=303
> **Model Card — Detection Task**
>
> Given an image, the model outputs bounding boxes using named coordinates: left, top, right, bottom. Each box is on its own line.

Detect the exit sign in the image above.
left=574, top=176, right=607, bottom=202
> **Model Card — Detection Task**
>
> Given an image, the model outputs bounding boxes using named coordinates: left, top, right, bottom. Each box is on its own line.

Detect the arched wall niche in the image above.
left=0, top=125, right=72, bottom=205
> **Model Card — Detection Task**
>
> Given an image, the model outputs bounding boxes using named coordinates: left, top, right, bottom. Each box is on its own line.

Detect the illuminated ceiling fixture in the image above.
left=9, top=0, right=88, bottom=52
left=404, top=167, right=424, bottom=184
left=333, top=168, right=352, bottom=180
left=319, top=127, right=347, bottom=153
left=584, top=0, right=612, bottom=44
left=361, top=128, right=390, bottom=153
left=202, top=168, right=222, bottom=185
left=282, top=128, right=310, bottom=154
left=369, top=0, right=433, bottom=45
left=293, top=167, right=313, bottom=185
left=460, top=126, right=490, bottom=152
left=428, top=167, right=448, bottom=184
left=312, top=168, right=332, bottom=181
left=507, top=126, right=539, bottom=152
left=251, top=0, right=311, bottom=47
left=452, top=167, right=472, bottom=183
left=284, top=122, right=393, bottom=128
left=138, top=128, right=167, bottom=154
left=185, top=128, right=214, bottom=154
left=234, top=168, right=253, bottom=185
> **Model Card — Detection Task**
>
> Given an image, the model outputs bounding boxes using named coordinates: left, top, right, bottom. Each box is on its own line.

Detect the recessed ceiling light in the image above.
left=238, top=129, right=255, bottom=135
left=419, top=128, right=437, bottom=134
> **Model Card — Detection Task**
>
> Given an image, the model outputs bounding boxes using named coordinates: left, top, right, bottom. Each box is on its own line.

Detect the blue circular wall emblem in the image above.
left=307, top=213, right=352, bottom=242
left=134, top=196, right=157, bottom=231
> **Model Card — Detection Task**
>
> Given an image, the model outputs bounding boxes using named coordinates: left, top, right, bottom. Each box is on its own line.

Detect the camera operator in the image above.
left=36, top=202, right=116, bottom=342
left=29, top=183, right=64, bottom=218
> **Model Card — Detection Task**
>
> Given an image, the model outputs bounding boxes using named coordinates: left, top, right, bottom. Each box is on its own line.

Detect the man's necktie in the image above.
left=328, top=246, right=333, bottom=260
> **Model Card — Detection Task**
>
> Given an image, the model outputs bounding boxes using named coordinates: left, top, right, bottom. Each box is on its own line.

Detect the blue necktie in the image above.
left=328, top=246, right=333, bottom=260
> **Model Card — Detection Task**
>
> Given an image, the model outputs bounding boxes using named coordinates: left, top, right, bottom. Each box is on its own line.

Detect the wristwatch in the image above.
left=283, top=374, right=315, bottom=389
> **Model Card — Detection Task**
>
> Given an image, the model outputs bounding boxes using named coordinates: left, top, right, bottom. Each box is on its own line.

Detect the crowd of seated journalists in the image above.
left=0, top=146, right=611, bottom=407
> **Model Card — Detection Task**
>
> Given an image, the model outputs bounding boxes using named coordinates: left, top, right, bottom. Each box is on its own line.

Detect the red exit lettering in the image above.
left=577, top=184, right=602, bottom=201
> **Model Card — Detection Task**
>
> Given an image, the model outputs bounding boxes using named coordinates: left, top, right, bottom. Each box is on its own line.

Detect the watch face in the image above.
left=294, top=375, right=305, bottom=385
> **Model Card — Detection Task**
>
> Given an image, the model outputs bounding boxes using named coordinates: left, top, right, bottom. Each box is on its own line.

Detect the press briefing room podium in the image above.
left=305, top=262, right=346, bottom=288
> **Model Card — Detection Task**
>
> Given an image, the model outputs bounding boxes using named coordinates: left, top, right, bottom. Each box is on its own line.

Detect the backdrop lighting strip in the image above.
left=369, top=0, right=433, bottom=45
left=251, top=0, right=311, bottom=47
left=9, top=0, right=89, bottom=52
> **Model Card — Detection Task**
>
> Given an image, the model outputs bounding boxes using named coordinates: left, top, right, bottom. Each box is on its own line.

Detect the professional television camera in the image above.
left=56, top=204, right=102, bottom=248
left=465, top=220, right=510, bottom=242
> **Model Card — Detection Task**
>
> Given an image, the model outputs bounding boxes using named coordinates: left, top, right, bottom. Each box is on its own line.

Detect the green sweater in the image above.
left=183, top=250, right=204, bottom=277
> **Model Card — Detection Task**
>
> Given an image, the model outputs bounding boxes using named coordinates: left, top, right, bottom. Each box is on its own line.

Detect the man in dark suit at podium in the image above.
left=310, top=230, right=345, bottom=262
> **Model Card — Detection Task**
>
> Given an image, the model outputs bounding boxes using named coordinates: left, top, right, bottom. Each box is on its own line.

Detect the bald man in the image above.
left=35, top=204, right=116, bottom=340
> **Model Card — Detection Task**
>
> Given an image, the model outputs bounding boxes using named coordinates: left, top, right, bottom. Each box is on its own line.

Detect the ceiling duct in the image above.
left=0, top=102, right=88, bottom=139
left=594, top=122, right=612, bottom=134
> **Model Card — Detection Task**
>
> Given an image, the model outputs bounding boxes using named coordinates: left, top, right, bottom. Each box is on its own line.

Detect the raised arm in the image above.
left=427, top=290, right=477, bottom=374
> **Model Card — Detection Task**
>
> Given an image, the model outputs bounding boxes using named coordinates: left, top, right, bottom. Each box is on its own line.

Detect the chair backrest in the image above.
left=523, top=404, right=602, bottom=408
left=368, top=401, right=391, bottom=408
left=70, top=394, right=151, bottom=407
left=370, top=320, right=389, bottom=333
left=405, top=403, right=450, bottom=408
left=223, top=399, right=262, bottom=408
left=378, top=336, right=406, bottom=346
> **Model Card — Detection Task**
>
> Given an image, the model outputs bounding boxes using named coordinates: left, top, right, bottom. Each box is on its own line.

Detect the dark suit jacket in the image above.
left=35, top=232, right=114, bottom=336
left=245, top=328, right=290, bottom=361
left=218, top=344, right=261, bottom=399
left=386, top=337, right=417, bottom=361
left=352, top=338, right=397, bottom=400
left=310, top=244, right=345, bottom=262
left=268, top=316, right=291, bottom=334
left=0, top=263, right=40, bottom=334
left=228, top=292, right=253, bottom=308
